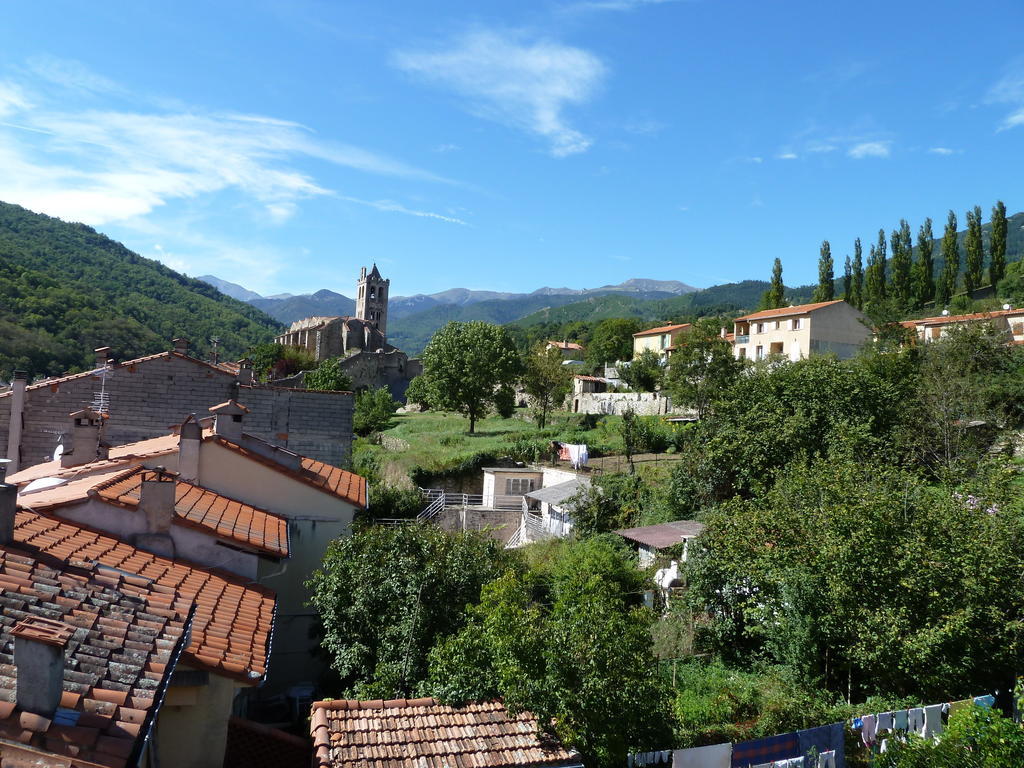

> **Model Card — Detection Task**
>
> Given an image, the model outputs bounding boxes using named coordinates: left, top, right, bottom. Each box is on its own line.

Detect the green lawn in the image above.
left=360, top=408, right=626, bottom=483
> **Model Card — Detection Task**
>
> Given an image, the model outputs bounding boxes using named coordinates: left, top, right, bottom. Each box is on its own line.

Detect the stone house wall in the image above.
left=0, top=353, right=353, bottom=469
left=569, top=391, right=676, bottom=416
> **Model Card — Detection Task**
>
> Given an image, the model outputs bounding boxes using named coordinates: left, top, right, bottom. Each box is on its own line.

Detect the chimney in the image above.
left=172, top=338, right=189, bottom=355
left=133, top=467, right=177, bottom=558
left=236, top=358, right=254, bottom=386
left=209, top=400, right=249, bottom=442
left=12, top=617, right=74, bottom=717
left=178, top=416, right=201, bottom=484
left=4, top=371, right=27, bottom=473
left=0, top=476, right=15, bottom=545
left=141, top=467, right=176, bottom=534
left=94, top=347, right=111, bottom=368
left=61, top=409, right=104, bottom=469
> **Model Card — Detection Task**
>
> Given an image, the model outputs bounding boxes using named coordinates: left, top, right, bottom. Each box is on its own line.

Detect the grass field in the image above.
left=359, top=409, right=626, bottom=484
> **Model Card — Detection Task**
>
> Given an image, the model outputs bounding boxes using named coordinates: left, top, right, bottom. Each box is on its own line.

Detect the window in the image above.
left=755, top=345, right=764, bottom=360
left=738, top=347, right=747, bottom=359
left=756, top=323, right=765, bottom=334
left=506, top=478, right=536, bottom=495
left=791, top=317, right=802, bottom=330
left=774, top=320, right=781, bottom=330
left=661, top=334, right=669, bottom=349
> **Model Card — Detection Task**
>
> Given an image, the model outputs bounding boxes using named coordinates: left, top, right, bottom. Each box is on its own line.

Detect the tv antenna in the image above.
left=210, top=337, right=221, bottom=366
left=90, top=360, right=113, bottom=416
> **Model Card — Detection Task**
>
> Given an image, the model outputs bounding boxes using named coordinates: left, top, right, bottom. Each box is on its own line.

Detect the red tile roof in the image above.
left=90, top=467, right=290, bottom=559
left=615, top=520, right=706, bottom=549
left=547, top=341, right=584, bottom=350
left=908, top=308, right=1024, bottom=326
left=7, top=434, right=180, bottom=486
left=0, top=545, right=193, bottom=768
left=310, top=698, right=580, bottom=768
left=633, top=322, right=691, bottom=337
left=735, top=299, right=846, bottom=322
left=13, top=509, right=275, bottom=685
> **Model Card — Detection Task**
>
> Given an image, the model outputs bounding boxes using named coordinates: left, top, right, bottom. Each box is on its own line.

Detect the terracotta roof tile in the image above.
left=309, top=698, right=580, bottom=768
left=0, top=545, right=193, bottom=768
left=632, top=322, right=691, bottom=337
left=909, top=307, right=1024, bottom=326
left=614, top=519, right=706, bottom=549
left=13, top=508, right=275, bottom=685
left=546, top=341, right=584, bottom=351
left=88, top=466, right=289, bottom=559
left=735, top=299, right=847, bottom=322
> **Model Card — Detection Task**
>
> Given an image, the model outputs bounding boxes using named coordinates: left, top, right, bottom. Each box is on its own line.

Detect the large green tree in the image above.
left=304, top=356, right=354, bottom=392
left=865, top=243, right=886, bottom=306
left=688, top=456, right=1024, bottom=702
left=522, top=344, right=574, bottom=428
left=842, top=255, right=852, bottom=301
left=307, top=525, right=516, bottom=698
left=420, top=321, right=522, bottom=433
left=586, top=317, right=644, bottom=368
left=424, top=536, right=671, bottom=768
left=664, top=317, right=742, bottom=419
left=913, top=217, right=935, bottom=308
left=352, top=387, right=400, bottom=436
left=620, top=348, right=664, bottom=392
left=990, top=200, right=1008, bottom=288
left=964, top=205, right=984, bottom=293
left=813, top=241, right=834, bottom=302
left=936, top=210, right=959, bottom=306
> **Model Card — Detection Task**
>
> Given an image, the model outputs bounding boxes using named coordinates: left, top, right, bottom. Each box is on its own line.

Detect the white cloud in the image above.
left=0, top=68, right=452, bottom=228
left=26, top=55, right=121, bottom=95
left=339, top=196, right=469, bottom=225
left=928, top=147, right=955, bottom=155
left=743, top=156, right=763, bottom=164
left=0, top=81, right=31, bottom=118
left=433, top=142, right=460, bottom=153
left=393, top=30, right=605, bottom=157
left=987, top=60, right=1024, bottom=130
left=847, top=140, right=891, bottom=159
left=777, top=152, right=798, bottom=160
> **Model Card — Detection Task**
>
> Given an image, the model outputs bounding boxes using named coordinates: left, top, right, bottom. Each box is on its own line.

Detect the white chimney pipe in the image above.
left=178, top=417, right=202, bottom=484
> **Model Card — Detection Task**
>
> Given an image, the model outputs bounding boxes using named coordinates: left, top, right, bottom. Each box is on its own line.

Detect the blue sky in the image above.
left=1, top=1, right=1022, bottom=297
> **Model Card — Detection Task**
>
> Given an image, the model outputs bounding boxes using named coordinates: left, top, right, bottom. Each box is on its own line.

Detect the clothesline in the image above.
left=628, top=692, right=997, bottom=768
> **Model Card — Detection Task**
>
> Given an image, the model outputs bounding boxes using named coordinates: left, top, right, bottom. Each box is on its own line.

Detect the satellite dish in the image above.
left=1004, top=304, right=1012, bottom=311
left=52, top=443, right=64, bottom=462
left=941, top=309, right=950, bottom=316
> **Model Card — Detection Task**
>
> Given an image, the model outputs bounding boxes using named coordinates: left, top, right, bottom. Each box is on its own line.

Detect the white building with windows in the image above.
left=732, top=300, right=869, bottom=362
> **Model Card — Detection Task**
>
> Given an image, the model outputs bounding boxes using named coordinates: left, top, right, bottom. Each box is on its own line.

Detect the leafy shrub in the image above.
left=353, top=387, right=400, bottom=437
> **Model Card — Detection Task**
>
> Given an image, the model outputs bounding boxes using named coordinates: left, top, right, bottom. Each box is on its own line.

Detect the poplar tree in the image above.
left=761, top=258, right=785, bottom=309
left=814, top=240, right=834, bottom=302
left=990, top=200, right=1008, bottom=288
left=936, top=210, right=959, bottom=306
left=889, top=220, right=913, bottom=309
left=843, top=255, right=852, bottom=301
left=850, top=238, right=864, bottom=309
left=876, top=229, right=888, bottom=297
left=865, top=244, right=880, bottom=306
left=913, top=218, right=935, bottom=308
left=964, top=205, right=984, bottom=293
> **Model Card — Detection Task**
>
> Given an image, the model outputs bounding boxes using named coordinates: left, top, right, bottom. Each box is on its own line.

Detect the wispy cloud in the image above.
left=393, top=30, right=606, bottom=157
left=0, top=62, right=454, bottom=229
left=339, top=196, right=469, bottom=225
left=928, top=146, right=956, bottom=156
left=987, top=59, right=1024, bottom=130
left=25, top=54, right=122, bottom=95
left=776, top=152, right=798, bottom=160
left=847, top=140, right=891, bottom=159
left=433, top=142, right=460, bottom=153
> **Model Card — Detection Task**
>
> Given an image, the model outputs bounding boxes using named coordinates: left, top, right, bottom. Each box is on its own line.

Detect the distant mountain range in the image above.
left=198, top=276, right=699, bottom=324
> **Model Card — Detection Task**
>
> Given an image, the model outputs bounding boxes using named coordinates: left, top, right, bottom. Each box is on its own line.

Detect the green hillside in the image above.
left=388, top=289, right=679, bottom=354
left=0, top=202, right=281, bottom=379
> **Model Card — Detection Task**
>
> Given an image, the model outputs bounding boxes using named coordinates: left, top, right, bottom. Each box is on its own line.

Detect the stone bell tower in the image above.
left=355, top=264, right=389, bottom=337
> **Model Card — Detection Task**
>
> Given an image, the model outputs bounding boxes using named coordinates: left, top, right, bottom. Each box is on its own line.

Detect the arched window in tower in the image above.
left=369, top=288, right=376, bottom=300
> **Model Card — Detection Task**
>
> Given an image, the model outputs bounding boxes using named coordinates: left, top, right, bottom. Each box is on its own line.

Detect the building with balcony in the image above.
left=732, top=300, right=869, bottom=361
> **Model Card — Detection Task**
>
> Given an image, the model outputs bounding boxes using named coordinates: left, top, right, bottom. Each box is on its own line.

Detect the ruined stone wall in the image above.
left=0, top=354, right=354, bottom=469
left=569, top=391, right=681, bottom=417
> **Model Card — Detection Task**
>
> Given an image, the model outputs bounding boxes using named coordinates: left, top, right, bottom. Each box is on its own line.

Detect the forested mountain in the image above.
left=0, top=202, right=281, bottom=379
